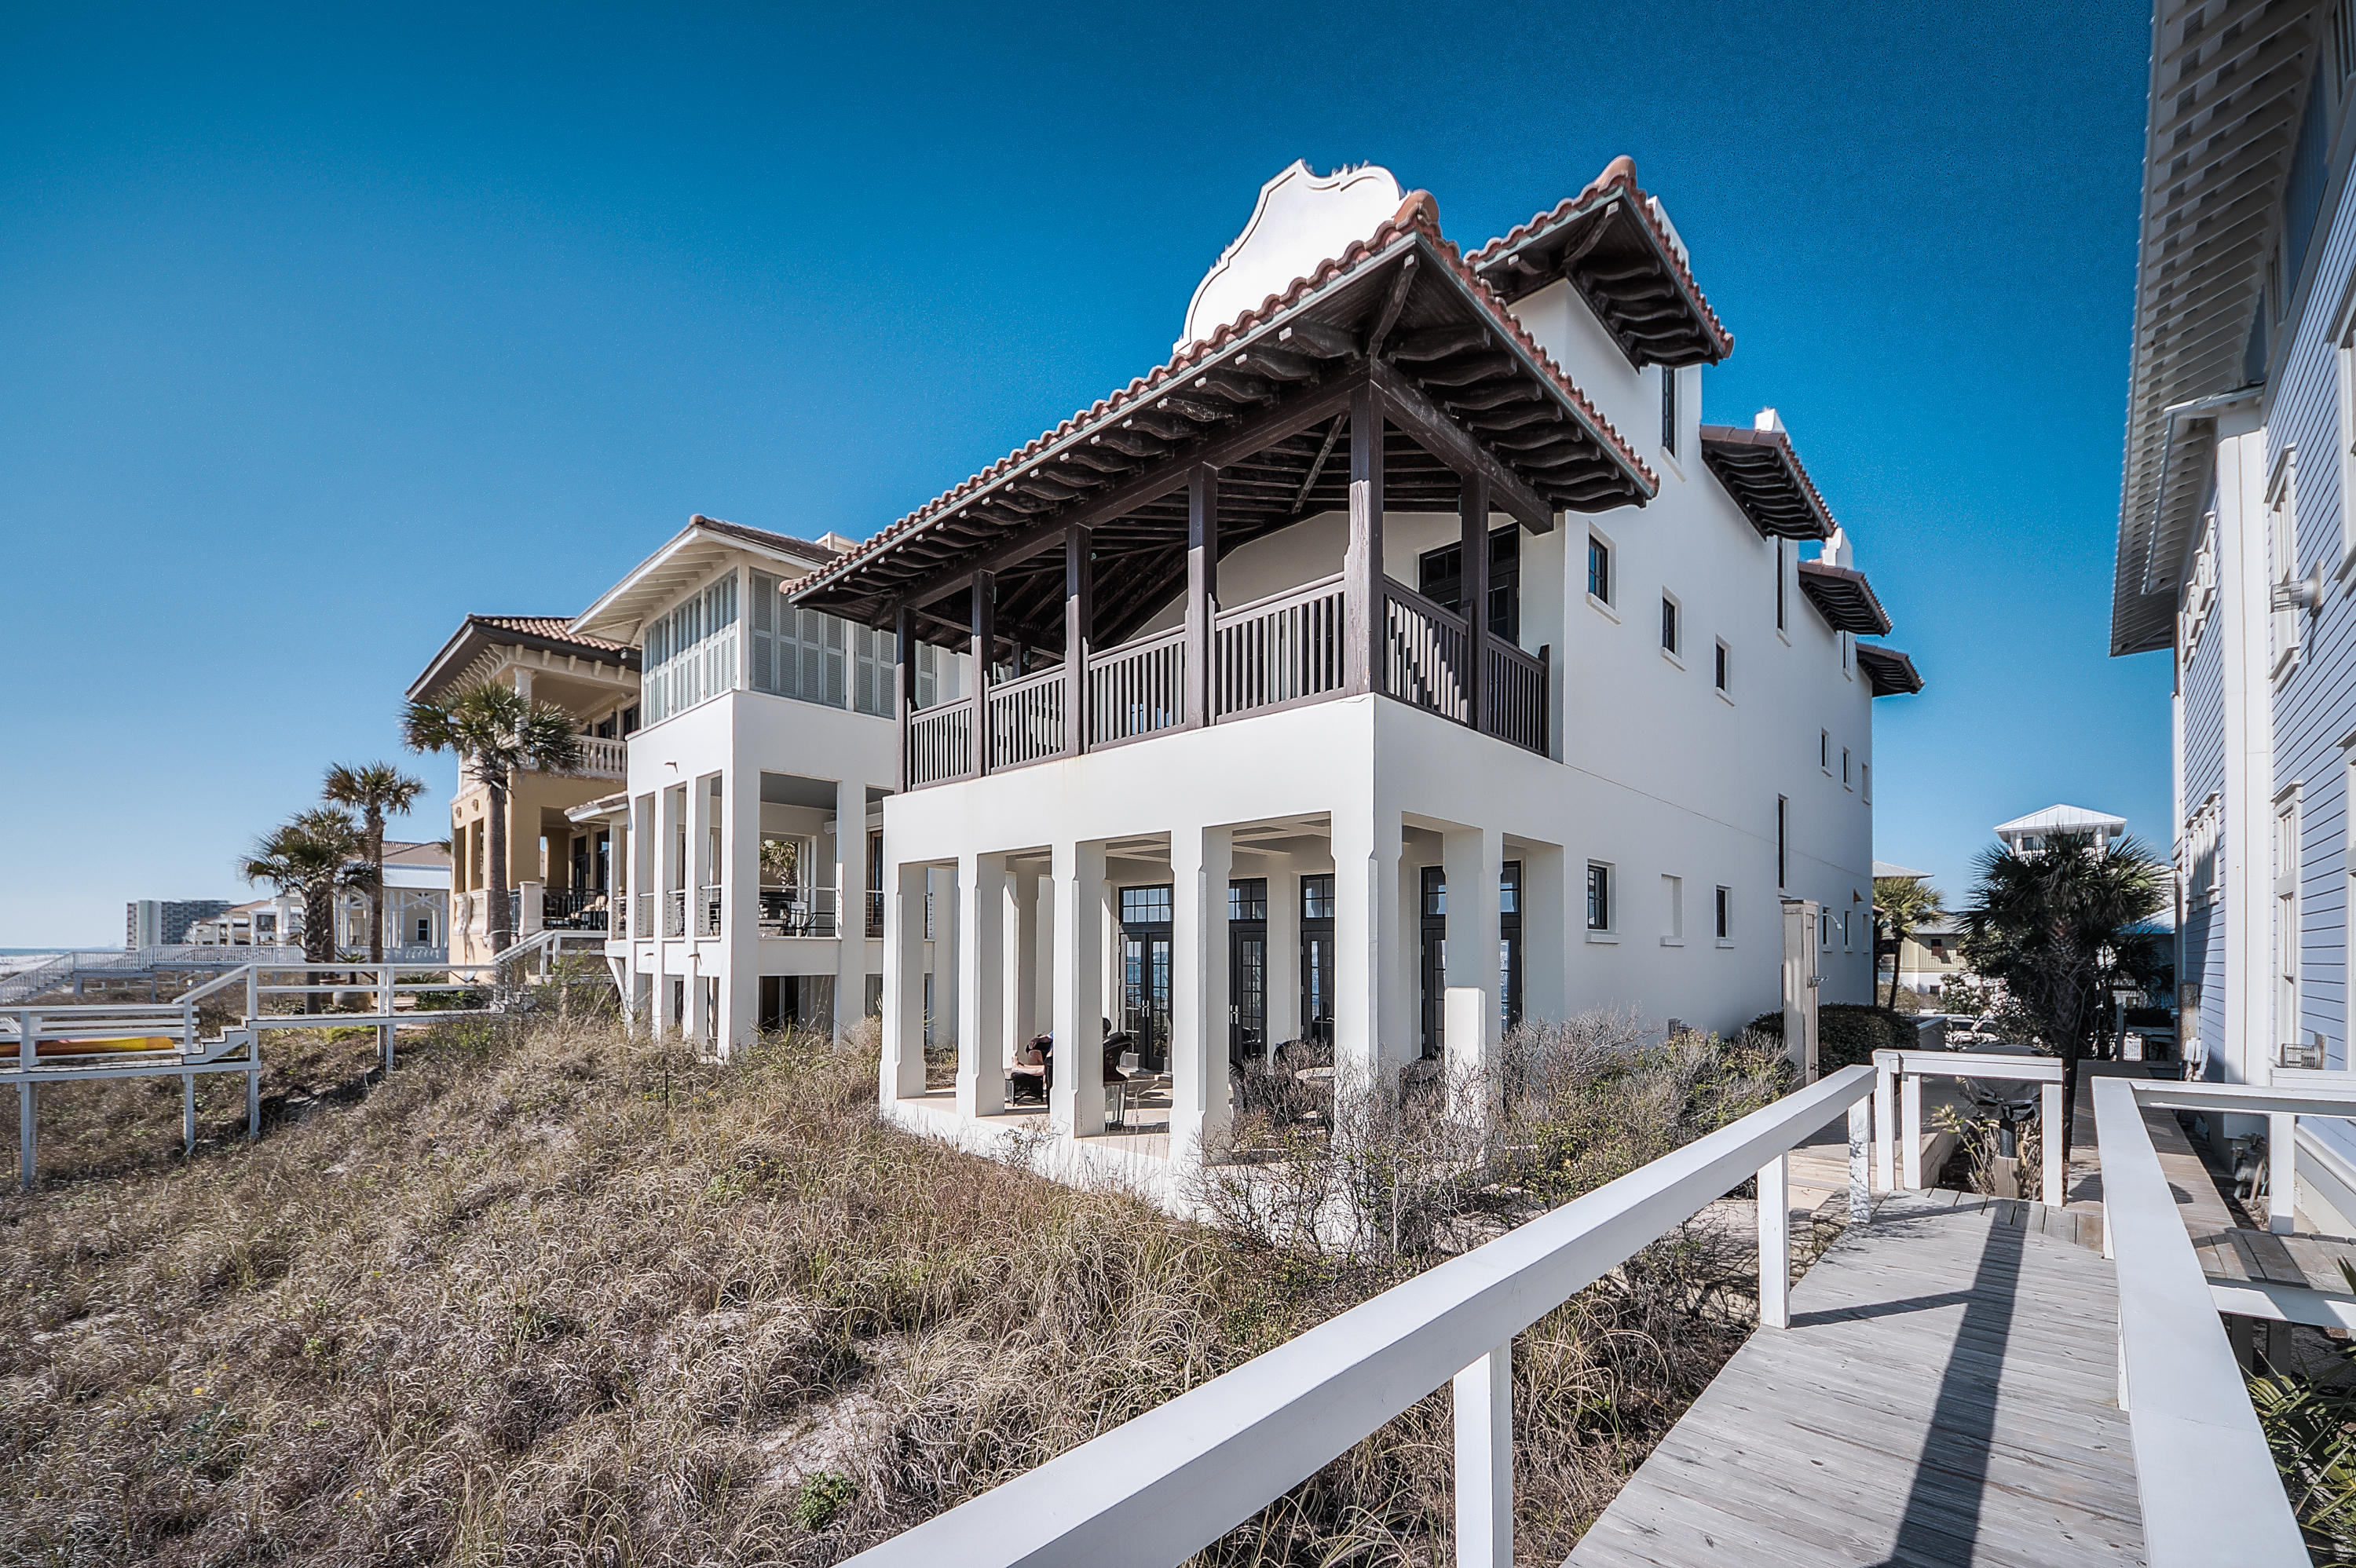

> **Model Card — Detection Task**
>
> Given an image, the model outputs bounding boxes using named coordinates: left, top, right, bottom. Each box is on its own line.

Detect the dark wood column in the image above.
left=1460, top=472, right=1490, bottom=729
left=1186, top=464, right=1219, bottom=728
left=1065, top=523, right=1092, bottom=755
left=971, top=571, right=995, bottom=777
left=1344, top=381, right=1385, bottom=696
left=894, top=602, right=916, bottom=792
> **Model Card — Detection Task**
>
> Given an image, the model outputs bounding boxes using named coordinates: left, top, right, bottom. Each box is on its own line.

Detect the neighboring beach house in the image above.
left=2106, top=0, right=2356, bottom=1229
left=789, top=158, right=1922, bottom=1186
left=565, top=515, right=967, bottom=1048
left=404, top=615, right=641, bottom=963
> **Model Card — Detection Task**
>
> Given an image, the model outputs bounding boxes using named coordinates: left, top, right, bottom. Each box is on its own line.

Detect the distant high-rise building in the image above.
left=126, top=898, right=232, bottom=948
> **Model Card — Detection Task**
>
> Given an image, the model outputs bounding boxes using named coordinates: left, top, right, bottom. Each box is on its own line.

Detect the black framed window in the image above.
left=1661, top=595, right=1680, bottom=655
left=1417, top=525, right=1522, bottom=640
left=1661, top=366, right=1678, bottom=457
left=1714, top=641, right=1729, bottom=692
left=1715, top=885, right=1731, bottom=941
left=1587, top=535, right=1612, bottom=602
left=1586, top=862, right=1612, bottom=932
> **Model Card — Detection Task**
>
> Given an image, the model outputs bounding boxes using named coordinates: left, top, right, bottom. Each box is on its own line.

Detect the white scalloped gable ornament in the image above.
left=1180, top=162, right=1404, bottom=353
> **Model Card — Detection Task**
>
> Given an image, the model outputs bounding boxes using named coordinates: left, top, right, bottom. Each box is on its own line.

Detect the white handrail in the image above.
left=1871, top=1048, right=2065, bottom=1204
left=2093, top=1076, right=2309, bottom=1566
left=844, top=1065, right=1876, bottom=1568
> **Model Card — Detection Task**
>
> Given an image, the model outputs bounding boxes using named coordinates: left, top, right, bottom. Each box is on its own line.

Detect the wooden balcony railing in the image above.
left=1382, top=581, right=1471, bottom=725
left=904, top=575, right=1551, bottom=789
left=909, top=698, right=975, bottom=788
left=1482, top=640, right=1549, bottom=755
left=1088, top=627, right=1185, bottom=747
left=986, top=665, right=1068, bottom=769
left=1213, top=573, right=1345, bottom=719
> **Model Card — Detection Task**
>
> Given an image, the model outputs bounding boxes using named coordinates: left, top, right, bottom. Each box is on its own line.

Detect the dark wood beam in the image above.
left=1370, top=360, right=1559, bottom=535
left=1186, top=464, right=1217, bottom=729
left=1365, top=254, right=1417, bottom=360
left=1461, top=470, right=1490, bottom=732
left=971, top=569, right=995, bottom=775
left=1277, top=320, right=1361, bottom=357
left=1344, top=380, right=1385, bottom=696
left=1065, top=524, right=1092, bottom=755
left=1388, top=323, right=1492, bottom=363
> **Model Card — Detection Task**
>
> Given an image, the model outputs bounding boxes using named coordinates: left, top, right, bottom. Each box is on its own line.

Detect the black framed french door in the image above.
left=1300, top=873, right=1335, bottom=1046
left=1119, top=884, right=1173, bottom=1071
left=1228, top=879, right=1267, bottom=1065
left=1417, top=860, right=1527, bottom=1056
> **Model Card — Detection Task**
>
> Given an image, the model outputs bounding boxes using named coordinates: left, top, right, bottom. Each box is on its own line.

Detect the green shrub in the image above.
left=1744, top=1003, right=1917, bottom=1073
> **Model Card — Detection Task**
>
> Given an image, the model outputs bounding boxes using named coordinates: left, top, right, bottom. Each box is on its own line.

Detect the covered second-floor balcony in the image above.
left=788, top=192, right=1714, bottom=788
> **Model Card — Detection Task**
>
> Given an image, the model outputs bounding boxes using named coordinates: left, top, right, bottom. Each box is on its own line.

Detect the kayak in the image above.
left=9, top=1036, right=182, bottom=1059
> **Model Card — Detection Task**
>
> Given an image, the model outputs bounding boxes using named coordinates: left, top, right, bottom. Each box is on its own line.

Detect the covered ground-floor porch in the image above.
left=878, top=692, right=1808, bottom=1188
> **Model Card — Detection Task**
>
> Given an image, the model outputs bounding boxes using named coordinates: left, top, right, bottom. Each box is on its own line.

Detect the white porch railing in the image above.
left=842, top=1066, right=1877, bottom=1568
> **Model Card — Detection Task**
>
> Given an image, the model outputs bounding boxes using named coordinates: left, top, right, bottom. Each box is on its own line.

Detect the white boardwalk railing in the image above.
left=1871, top=1048, right=2064, bottom=1199
left=843, top=1065, right=1877, bottom=1568
left=2093, top=1075, right=2311, bottom=1566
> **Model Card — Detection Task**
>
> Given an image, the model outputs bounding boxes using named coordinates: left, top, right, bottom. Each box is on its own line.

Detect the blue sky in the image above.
left=0, top=1, right=2156, bottom=945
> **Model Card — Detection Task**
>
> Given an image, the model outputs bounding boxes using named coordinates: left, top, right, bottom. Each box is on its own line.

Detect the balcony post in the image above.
left=1066, top=524, right=1092, bottom=755
left=1186, top=465, right=1219, bottom=729
left=894, top=602, right=916, bottom=792
left=971, top=572, right=996, bottom=777
left=1459, top=472, right=1489, bottom=730
left=1343, top=381, right=1385, bottom=697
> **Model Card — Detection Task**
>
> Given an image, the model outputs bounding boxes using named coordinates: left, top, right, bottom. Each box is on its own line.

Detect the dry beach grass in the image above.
left=1, top=1015, right=1780, bottom=1566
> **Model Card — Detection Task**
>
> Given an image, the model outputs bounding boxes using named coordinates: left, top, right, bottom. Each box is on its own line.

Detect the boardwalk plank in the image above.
left=1568, top=1200, right=2144, bottom=1567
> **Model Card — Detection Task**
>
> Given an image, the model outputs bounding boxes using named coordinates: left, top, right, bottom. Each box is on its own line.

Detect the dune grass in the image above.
left=1, top=1018, right=1772, bottom=1566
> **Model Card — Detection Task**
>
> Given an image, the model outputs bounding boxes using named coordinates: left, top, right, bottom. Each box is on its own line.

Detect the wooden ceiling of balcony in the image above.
left=791, top=221, right=1661, bottom=652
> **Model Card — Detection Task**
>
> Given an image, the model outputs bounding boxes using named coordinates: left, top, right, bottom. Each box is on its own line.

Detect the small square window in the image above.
left=1588, top=535, right=1612, bottom=603
left=1714, top=641, right=1730, bottom=693
left=1661, top=595, right=1680, bottom=655
left=1586, top=862, right=1613, bottom=931
left=1714, top=886, right=1731, bottom=942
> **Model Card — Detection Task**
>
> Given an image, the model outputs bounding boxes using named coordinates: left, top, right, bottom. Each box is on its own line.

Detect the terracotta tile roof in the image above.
left=1797, top=560, right=1893, bottom=636
left=1697, top=425, right=1837, bottom=542
left=1468, top=156, right=1733, bottom=364
left=794, top=193, right=1654, bottom=605
left=1855, top=642, right=1923, bottom=697
left=472, top=616, right=635, bottom=654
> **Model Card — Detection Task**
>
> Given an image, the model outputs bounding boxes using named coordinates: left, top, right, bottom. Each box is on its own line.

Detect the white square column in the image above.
left=1443, top=824, right=1505, bottom=1084
left=1051, top=839, right=1107, bottom=1136
left=832, top=779, right=869, bottom=1042
left=1332, top=798, right=1402, bottom=1093
left=956, top=852, right=1007, bottom=1119
left=1008, top=870, right=1041, bottom=1051
left=721, top=757, right=761, bottom=1056
left=882, top=859, right=929, bottom=1101
left=1263, top=853, right=1300, bottom=1061
left=1520, top=843, right=1567, bottom=1025
left=1173, top=826, right=1233, bottom=1161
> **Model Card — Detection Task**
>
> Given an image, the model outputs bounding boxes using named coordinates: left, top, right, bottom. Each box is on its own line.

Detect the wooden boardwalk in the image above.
left=1570, top=1191, right=2143, bottom=1567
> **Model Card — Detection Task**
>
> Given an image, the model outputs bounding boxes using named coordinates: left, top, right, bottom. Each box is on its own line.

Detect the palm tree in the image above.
left=401, top=682, right=583, bottom=954
left=238, top=808, right=368, bottom=1011
left=1959, top=830, right=2167, bottom=1156
left=1872, top=875, right=1946, bottom=1011
left=323, top=761, right=426, bottom=965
